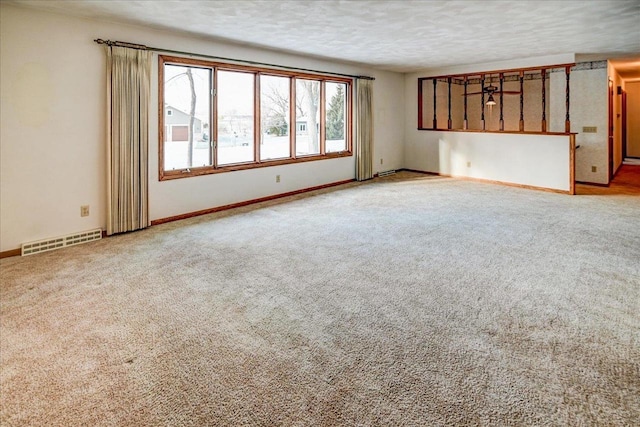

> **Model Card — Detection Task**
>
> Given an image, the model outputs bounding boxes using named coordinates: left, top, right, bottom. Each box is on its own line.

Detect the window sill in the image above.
left=159, top=151, right=353, bottom=181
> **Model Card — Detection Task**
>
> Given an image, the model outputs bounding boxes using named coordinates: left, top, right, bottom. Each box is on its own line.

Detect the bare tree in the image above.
left=166, top=68, right=198, bottom=168
left=299, top=81, right=319, bottom=153
left=263, top=88, right=289, bottom=136
left=186, top=68, right=196, bottom=167
left=261, top=80, right=319, bottom=152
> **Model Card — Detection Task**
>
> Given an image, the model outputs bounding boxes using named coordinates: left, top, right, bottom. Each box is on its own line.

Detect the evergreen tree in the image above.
left=326, top=86, right=344, bottom=140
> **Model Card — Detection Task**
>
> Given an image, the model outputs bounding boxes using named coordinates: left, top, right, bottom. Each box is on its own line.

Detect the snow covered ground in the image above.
left=164, top=135, right=346, bottom=170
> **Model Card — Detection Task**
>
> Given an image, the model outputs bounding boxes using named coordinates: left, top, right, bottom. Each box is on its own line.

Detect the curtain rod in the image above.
left=94, top=39, right=375, bottom=81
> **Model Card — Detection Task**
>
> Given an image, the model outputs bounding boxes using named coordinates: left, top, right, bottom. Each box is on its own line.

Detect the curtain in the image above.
left=356, top=78, right=373, bottom=181
left=105, top=46, right=151, bottom=235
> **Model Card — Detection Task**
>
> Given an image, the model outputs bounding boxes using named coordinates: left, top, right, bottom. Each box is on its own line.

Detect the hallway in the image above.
left=576, top=165, right=640, bottom=195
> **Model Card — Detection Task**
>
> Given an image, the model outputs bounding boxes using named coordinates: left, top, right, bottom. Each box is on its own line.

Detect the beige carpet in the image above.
left=1, top=171, right=639, bottom=426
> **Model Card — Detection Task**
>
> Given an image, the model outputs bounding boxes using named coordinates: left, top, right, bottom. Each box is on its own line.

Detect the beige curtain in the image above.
left=105, top=46, right=151, bottom=235
left=356, top=78, right=373, bottom=181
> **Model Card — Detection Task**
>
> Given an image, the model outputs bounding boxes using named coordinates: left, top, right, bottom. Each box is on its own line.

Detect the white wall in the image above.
left=371, top=69, right=406, bottom=174
left=0, top=4, right=405, bottom=252
left=550, top=67, right=608, bottom=184
left=404, top=131, right=572, bottom=192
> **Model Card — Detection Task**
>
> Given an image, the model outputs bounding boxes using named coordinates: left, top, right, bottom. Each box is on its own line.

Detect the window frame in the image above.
left=159, top=55, right=353, bottom=181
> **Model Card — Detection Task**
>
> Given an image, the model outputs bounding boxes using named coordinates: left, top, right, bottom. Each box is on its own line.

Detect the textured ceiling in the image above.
left=7, top=0, right=640, bottom=74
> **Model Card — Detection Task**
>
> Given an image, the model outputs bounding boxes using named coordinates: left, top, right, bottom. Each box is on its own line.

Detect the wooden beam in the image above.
left=418, top=79, right=423, bottom=129
left=565, top=66, right=571, bottom=133
left=447, top=77, right=452, bottom=129
left=499, top=73, right=504, bottom=131
left=415, top=63, right=575, bottom=81
left=432, top=78, right=437, bottom=129
left=541, top=68, right=547, bottom=132
left=519, top=70, right=524, bottom=131
left=481, top=74, right=485, bottom=130
left=463, top=76, right=468, bottom=130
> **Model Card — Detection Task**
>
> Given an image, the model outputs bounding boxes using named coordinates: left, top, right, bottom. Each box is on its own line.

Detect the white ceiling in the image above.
left=7, top=0, right=640, bottom=75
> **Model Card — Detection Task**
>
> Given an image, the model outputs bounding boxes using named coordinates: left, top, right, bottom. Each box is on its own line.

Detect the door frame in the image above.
left=622, top=90, right=627, bottom=160
left=608, top=79, right=614, bottom=182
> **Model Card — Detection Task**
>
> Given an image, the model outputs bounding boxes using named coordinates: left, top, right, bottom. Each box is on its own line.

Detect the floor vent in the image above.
left=22, top=229, right=102, bottom=256
left=378, top=170, right=397, bottom=177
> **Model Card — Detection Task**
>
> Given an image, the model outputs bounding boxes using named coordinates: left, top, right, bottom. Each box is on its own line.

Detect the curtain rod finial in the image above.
left=94, top=39, right=113, bottom=46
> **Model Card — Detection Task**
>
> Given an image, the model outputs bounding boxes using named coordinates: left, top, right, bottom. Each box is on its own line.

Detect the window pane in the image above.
left=325, top=82, right=347, bottom=152
left=295, top=79, right=320, bottom=156
left=163, top=64, right=212, bottom=170
left=260, top=75, right=291, bottom=160
left=217, top=71, right=255, bottom=165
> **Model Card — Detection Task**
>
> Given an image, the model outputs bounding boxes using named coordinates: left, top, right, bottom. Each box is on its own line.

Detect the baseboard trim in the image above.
left=401, top=169, right=439, bottom=176
left=576, top=181, right=609, bottom=187
left=399, top=169, right=570, bottom=194
left=0, top=248, right=22, bottom=259
left=150, top=179, right=355, bottom=226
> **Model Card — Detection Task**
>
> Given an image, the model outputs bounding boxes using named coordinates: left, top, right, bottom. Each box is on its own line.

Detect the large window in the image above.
left=159, top=56, right=352, bottom=180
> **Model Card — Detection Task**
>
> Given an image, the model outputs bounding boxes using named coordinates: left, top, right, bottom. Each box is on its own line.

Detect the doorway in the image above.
left=625, top=81, right=640, bottom=160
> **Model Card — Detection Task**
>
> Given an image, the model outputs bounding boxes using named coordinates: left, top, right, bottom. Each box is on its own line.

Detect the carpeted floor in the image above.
left=1, top=170, right=639, bottom=426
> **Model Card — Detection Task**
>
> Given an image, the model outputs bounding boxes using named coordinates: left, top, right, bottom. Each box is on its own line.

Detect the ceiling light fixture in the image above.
left=486, top=94, right=496, bottom=106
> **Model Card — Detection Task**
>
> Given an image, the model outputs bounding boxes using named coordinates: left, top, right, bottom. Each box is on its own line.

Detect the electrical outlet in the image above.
left=276, top=175, right=280, bottom=183
left=380, top=158, right=383, bottom=165
left=80, top=205, right=90, bottom=217
left=592, top=166, right=597, bottom=173
left=467, top=161, right=471, bottom=167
